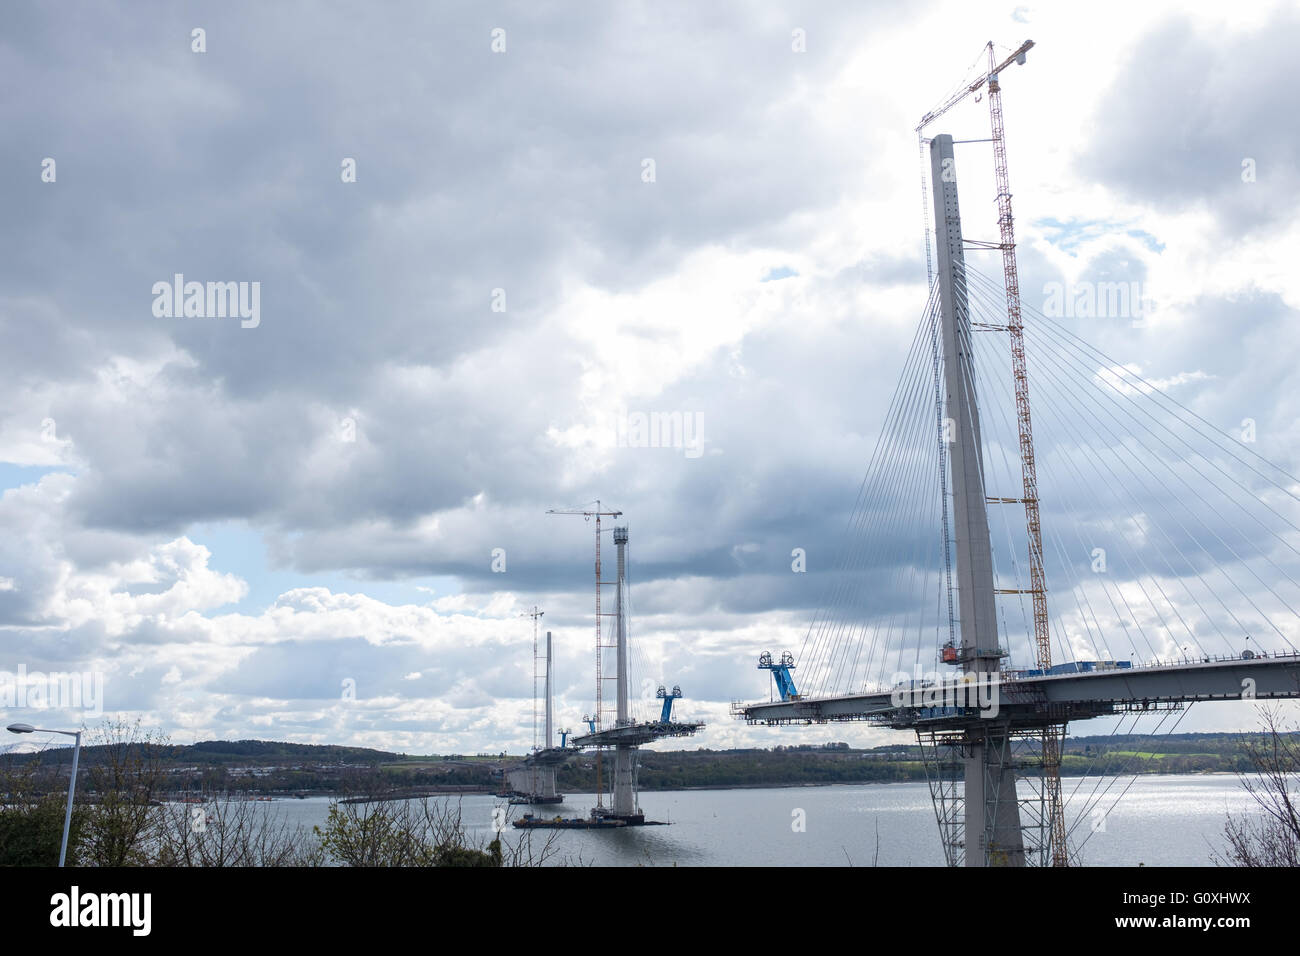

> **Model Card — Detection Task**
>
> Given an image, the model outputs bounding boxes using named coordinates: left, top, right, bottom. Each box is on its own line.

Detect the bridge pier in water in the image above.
left=610, top=526, right=642, bottom=821
left=967, top=729, right=1026, bottom=867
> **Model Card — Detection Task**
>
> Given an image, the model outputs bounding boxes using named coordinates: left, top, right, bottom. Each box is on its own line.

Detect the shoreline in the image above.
left=154, top=768, right=1248, bottom=802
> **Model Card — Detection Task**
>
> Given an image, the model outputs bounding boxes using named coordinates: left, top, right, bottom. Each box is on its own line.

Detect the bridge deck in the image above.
left=738, top=654, right=1300, bottom=727
left=571, top=721, right=705, bottom=748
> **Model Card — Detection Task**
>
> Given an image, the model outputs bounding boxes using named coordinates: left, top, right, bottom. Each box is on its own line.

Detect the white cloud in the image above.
left=2, top=1, right=1298, bottom=751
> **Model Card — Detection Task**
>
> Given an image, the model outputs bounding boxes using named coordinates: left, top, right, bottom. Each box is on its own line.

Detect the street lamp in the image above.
left=6, top=723, right=83, bottom=867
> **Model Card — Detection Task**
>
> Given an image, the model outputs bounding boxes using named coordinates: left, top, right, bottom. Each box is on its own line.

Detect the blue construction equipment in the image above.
left=656, top=685, right=683, bottom=723
left=758, top=651, right=799, bottom=701
left=582, top=714, right=596, bottom=734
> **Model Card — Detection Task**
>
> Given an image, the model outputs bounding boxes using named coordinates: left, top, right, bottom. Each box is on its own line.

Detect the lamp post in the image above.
left=6, top=723, right=82, bottom=867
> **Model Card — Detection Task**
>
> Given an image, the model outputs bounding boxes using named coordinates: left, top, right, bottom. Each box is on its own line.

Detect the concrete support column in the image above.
left=612, top=527, right=636, bottom=817
left=545, top=631, right=553, bottom=750
left=615, top=528, right=629, bottom=726
left=930, top=134, right=1024, bottom=867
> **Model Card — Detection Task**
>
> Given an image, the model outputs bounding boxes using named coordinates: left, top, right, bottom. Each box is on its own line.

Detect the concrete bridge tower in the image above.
left=610, top=526, right=639, bottom=819
left=930, top=132, right=1025, bottom=866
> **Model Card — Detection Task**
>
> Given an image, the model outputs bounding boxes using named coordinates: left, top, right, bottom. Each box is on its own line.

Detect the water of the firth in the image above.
left=265, top=774, right=1257, bottom=866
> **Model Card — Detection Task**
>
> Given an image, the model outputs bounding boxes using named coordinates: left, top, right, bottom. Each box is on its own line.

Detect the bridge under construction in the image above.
left=503, top=621, right=567, bottom=804
left=511, top=512, right=703, bottom=828
left=736, top=39, right=1300, bottom=866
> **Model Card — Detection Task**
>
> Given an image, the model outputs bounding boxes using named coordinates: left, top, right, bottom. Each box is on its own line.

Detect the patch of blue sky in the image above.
left=1034, top=217, right=1162, bottom=254
left=1126, top=229, right=1165, bottom=253
left=0, top=462, right=73, bottom=492
left=186, top=520, right=465, bottom=615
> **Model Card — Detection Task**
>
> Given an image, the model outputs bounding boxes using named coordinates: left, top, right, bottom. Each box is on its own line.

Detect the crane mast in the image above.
left=547, top=500, right=622, bottom=808
left=520, top=606, right=544, bottom=755
left=984, top=43, right=1067, bottom=868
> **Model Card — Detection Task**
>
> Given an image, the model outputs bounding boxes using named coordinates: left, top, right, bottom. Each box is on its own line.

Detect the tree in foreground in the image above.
left=0, top=753, right=89, bottom=866
left=79, top=717, right=170, bottom=867
left=1215, top=707, right=1300, bottom=867
left=154, top=792, right=325, bottom=867
left=314, top=768, right=565, bottom=867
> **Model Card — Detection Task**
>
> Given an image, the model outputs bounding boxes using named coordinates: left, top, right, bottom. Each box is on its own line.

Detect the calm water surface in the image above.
left=257, top=774, right=1260, bottom=866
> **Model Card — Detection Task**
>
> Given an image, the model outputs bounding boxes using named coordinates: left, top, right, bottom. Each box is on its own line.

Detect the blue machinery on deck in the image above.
left=758, top=651, right=799, bottom=702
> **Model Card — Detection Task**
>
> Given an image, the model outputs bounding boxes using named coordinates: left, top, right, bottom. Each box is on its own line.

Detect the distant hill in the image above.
left=180, top=740, right=405, bottom=765
left=4, top=731, right=1293, bottom=796
left=3, top=738, right=405, bottom=768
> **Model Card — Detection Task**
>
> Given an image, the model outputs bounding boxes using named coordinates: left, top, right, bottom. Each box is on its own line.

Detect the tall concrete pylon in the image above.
left=545, top=631, right=553, bottom=750
left=929, top=133, right=1025, bottom=866
left=611, top=526, right=637, bottom=818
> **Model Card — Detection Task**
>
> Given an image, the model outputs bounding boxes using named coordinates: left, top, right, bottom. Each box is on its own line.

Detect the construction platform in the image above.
left=506, top=793, right=563, bottom=805
left=570, top=720, right=704, bottom=749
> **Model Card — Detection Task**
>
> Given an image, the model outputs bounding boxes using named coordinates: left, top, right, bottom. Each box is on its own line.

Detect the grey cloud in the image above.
left=1077, top=11, right=1300, bottom=236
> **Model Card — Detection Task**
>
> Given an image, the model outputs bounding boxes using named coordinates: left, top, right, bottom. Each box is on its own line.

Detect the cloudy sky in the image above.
left=3, top=0, right=1299, bottom=755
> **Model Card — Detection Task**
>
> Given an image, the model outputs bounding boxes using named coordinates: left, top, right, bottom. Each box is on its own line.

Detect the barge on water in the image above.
left=512, top=810, right=668, bottom=830
left=513, top=812, right=627, bottom=830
